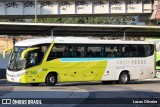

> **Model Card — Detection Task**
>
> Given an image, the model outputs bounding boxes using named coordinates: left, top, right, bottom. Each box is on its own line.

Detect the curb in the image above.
left=145, top=78, right=160, bottom=81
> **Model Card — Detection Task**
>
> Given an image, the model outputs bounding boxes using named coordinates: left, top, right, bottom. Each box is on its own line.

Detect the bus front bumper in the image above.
left=6, top=69, right=27, bottom=83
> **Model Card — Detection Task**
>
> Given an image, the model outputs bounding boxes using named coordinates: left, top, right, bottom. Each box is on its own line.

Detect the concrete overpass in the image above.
left=0, top=0, right=155, bottom=20
left=0, top=22, right=160, bottom=38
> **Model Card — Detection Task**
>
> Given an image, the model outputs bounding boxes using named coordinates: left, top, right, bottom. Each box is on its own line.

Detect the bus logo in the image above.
left=31, top=71, right=37, bottom=74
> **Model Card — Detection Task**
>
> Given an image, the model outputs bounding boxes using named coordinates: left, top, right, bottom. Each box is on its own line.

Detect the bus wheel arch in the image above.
left=117, top=70, right=130, bottom=84
left=45, top=72, right=58, bottom=86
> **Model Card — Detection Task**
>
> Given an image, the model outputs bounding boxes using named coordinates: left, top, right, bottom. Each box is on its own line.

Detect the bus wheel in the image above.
left=102, top=81, right=113, bottom=84
left=118, top=72, right=130, bottom=84
left=30, top=83, right=39, bottom=86
left=46, top=74, right=57, bottom=86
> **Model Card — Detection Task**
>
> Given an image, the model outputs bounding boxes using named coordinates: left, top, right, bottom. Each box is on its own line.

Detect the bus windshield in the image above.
left=8, top=44, right=50, bottom=71
left=8, top=47, right=27, bottom=71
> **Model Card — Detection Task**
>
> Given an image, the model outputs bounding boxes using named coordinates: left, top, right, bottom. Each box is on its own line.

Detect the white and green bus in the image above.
left=3, top=37, right=155, bottom=86
left=146, top=39, right=160, bottom=71
left=148, top=39, right=160, bottom=77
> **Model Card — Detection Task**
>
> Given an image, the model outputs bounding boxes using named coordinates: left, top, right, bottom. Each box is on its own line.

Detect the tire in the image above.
left=30, top=83, right=39, bottom=86
left=46, top=74, right=57, bottom=86
left=118, top=72, right=130, bottom=84
left=102, top=81, right=113, bottom=84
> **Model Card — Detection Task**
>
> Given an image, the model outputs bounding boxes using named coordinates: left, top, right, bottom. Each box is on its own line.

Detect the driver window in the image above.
left=27, top=50, right=40, bottom=68
left=26, top=44, right=49, bottom=68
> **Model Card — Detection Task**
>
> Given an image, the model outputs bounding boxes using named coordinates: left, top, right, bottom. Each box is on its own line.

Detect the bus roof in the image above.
left=15, top=37, right=153, bottom=47
left=15, top=37, right=53, bottom=47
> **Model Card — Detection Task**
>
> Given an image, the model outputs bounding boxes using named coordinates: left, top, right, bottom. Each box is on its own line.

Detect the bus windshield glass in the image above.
left=8, top=47, right=27, bottom=71
left=8, top=44, right=50, bottom=71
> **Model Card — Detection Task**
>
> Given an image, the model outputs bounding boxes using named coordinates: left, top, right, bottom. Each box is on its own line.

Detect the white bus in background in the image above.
left=3, top=37, right=155, bottom=86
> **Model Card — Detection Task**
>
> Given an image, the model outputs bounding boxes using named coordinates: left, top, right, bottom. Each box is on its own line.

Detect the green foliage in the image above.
left=35, top=16, right=132, bottom=24
left=0, top=16, right=133, bottom=24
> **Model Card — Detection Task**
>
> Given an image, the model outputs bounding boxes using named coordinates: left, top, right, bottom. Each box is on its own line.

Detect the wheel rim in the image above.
left=121, top=74, right=128, bottom=82
left=49, top=76, right=55, bottom=84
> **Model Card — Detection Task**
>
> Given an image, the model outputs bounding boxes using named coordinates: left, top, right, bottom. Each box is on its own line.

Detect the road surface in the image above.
left=0, top=79, right=159, bottom=107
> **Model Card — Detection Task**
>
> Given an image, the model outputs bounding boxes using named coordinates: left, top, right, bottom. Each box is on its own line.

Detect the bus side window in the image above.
left=122, top=45, right=129, bottom=57
left=87, top=45, right=102, bottom=57
left=142, top=45, right=154, bottom=57
left=47, top=47, right=56, bottom=61
left=105, top=45, right=121, bottom=57
left=138, top=46, right=145, bottom=57
left=77, top=46, right=85, bottom=57
left=121, top=44, right=153, bottom=57
left=47, top=45, right=66, bottom=61
left=88, top=50, right=94, bottom=57
left=63, top=49, right=69, bottom=57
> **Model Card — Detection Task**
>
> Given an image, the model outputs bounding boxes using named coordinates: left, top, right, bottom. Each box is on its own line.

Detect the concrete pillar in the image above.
left=35, top=0, right=37, bottom=23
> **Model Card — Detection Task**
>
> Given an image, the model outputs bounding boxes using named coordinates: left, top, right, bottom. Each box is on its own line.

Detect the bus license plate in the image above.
left=11, top=78, right=15, bottom=81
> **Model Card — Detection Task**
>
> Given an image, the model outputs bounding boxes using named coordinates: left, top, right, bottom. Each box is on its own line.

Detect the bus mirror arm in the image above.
left=21, top=47, right=40, bottom=60
left=3, top=48, right=12, bottom=58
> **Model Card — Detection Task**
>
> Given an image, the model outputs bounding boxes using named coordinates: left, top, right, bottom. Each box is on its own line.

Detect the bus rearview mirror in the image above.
left=2, top=48, right=12, bottom=58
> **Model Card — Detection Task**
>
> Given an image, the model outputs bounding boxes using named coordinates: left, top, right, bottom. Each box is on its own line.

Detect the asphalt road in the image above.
left=0, top=55, right=160, bottom=107
left=0, top=79, right=160, bottom=107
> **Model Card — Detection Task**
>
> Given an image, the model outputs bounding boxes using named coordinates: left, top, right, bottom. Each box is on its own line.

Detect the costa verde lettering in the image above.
left=117, top=60, right=146, bottom=65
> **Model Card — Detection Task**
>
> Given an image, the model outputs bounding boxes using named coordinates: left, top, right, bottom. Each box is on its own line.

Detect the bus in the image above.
left=147, top=39, right=160, bottom=77
left=153, top=40, right=160, bottom=70
left=3, top=37, right=155, bottom=86
left=146, top=39, right=160, bottom=71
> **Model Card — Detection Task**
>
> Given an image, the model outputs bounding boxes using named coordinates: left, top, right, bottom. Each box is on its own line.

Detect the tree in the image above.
left=0, top=16, right=133, bottom=25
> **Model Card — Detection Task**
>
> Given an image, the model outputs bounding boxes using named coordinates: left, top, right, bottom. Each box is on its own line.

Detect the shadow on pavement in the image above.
left=0, top=69, right=6, bottom=79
